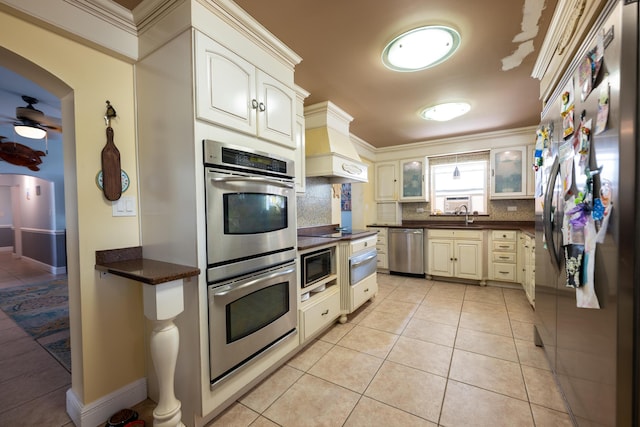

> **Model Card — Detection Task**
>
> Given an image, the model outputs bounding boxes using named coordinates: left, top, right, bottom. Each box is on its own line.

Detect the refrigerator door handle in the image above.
left=543, top=156, right=562, bottom=272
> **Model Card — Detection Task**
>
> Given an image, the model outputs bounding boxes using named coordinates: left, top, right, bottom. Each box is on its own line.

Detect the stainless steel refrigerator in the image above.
left=534, top=0, right=639, bottom=425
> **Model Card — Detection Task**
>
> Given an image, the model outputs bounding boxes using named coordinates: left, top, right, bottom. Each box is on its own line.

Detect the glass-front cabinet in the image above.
left=399, top=157, right=429, bottom=202
left=490, top=146, right=528, bottom=199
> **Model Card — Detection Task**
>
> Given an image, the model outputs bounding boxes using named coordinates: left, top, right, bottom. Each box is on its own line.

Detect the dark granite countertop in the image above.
left=368, top=221, right=535, bottom=237
left=297, top=224, right=378, bottom=251
left=95, top=246, right=200, bottom=285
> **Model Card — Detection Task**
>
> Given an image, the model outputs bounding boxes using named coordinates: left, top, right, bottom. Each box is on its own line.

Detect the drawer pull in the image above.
left=499, top=271, right=510, bottom=274
left=321, top=309, right=329, bottom=316
left=364, top=288, right=369, bottom=293
left=499, top=245, right=510, bottom=248
left=499, top=256, right=509, bottom=259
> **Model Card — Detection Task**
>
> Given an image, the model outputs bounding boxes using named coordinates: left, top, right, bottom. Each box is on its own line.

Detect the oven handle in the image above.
left=210, top=176, right=294, bottom=189
left=212, top=266, right=296, bottom=297
left=350, top=252, right=377, bottom=267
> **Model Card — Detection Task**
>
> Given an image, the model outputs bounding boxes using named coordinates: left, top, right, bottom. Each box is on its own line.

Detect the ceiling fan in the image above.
left=1, top=95, right=62, bottom=138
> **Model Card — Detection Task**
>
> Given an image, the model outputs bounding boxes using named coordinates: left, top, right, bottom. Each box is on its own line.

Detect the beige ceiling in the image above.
left=115, top=0, right=558, bottom=148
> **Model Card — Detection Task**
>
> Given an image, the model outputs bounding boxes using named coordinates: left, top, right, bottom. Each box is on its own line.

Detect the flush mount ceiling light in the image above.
left=420, top=102, right=471, bottom=122
left=14, top=122, right=47, bottom=139
left=382, top=25, right=461, bottom=72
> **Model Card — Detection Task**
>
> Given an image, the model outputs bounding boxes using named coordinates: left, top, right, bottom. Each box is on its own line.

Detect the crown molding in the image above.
left=194, top=0, right=302, bottom=69
left=0, top=0, right=139, bottom=59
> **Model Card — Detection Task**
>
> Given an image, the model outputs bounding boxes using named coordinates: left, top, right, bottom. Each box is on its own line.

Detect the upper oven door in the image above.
left=205, top=168, right=296, bottom=268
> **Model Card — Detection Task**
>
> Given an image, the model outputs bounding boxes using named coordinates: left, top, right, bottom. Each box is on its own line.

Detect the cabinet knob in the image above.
left=258, top=102, right=266, bottom=112
left=251, top=99, right=259, bottom=109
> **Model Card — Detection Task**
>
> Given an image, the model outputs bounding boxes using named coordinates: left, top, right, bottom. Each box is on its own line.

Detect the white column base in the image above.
left=143, top=279, right=185, bottom=427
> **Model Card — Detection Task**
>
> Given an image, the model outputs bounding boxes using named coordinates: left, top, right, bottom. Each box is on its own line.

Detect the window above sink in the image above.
left=429, top=151, right=489, bottom=215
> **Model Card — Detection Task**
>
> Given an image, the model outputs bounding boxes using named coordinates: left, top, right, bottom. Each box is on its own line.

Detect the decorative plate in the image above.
left=96, top=169, right=130, bottom=193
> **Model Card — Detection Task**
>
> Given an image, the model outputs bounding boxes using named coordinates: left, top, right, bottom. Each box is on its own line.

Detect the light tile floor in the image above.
left=0, top=252, right=572, bottom=426
left=206, top=273, right=573, bottom=427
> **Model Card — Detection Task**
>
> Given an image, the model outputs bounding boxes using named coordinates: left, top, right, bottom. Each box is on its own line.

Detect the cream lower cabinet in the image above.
left=368, top=226, right=389, bottom=271
left=299, top=285, right=340, bottom=343
left=427, top=229, right=484, bottom=282
left=298, top=244, right=340, bottom=343
left=488, top=230, right=519, bottom=282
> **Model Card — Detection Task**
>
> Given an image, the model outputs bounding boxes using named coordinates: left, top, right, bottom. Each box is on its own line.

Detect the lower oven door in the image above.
left=350, top=248, right=378, bottom=286
left=208, top=261, right=297, bottom=384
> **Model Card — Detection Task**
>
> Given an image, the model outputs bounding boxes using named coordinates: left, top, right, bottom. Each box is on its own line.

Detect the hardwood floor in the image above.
left=0, top=250, right=73, bottom=426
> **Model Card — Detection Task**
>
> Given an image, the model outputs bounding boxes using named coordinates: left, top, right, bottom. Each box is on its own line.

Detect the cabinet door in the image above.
left=490, top=146, right=527, bottom=199
left=399, top=158, right=429, bottom=202
left=195, top=32, right=256, bottom=135
left=455, top=240, right=482, bottom=280
left=428, top=239, right=454, bottom=277
left=375, top=162, right=399, bottom=201
left=256, top=71, right=296, bottom=148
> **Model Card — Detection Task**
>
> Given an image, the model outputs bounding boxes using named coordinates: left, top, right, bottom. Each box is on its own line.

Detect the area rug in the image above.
left=0, top=278, right=71, bottom=372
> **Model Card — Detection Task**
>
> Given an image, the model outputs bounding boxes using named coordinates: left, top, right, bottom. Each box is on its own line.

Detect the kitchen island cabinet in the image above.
left=338, top=234, right=378, bottom=322
left=427, top=229, right=484, bottom=283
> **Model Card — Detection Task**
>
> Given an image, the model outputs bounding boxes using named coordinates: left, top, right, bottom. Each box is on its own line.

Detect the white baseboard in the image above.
left=66, top=378, right=148, bottom=427
left=20, top=255, right=67, bottom=275
left=0, top=246, right=12, bottom=252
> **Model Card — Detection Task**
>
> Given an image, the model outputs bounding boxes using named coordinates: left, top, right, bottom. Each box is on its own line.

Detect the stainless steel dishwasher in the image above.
left=388, top=228, right=424, bottom=275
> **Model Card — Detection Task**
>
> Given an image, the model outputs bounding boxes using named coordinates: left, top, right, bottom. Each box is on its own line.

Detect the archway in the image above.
left=0, top=47, right=79, bottom=381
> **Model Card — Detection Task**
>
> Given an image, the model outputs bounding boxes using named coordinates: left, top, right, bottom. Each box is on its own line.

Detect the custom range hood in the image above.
left=304, top=101, right=368, bottom=183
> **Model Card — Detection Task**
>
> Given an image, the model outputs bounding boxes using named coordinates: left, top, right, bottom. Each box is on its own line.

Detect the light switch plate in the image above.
left=507, top=206, right=517, bottom=212
left=112, top=195, right=137, bottom=217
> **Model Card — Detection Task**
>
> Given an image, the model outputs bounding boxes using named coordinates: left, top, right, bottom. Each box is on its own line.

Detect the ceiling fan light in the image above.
left=14, top=123, right=47, bottom=139
left=382, top=25, right=461, bottom=72
left=420, top=102, right=471, bottom=121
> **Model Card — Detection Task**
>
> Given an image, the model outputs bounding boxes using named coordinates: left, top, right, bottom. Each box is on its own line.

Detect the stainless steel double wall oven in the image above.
left=204, top=140, right=297, bottom=386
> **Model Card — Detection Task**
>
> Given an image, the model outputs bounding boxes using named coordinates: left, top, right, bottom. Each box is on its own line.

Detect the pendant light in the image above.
left=453, top=155, right=461, bottom=179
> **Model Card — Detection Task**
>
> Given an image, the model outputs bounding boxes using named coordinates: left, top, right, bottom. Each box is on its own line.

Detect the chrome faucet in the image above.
left=456, top=204, right=474, bottom=225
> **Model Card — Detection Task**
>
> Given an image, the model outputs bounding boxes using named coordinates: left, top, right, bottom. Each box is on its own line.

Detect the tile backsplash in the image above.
left=401, top=198, right=535, bottom=222
left=296, top=177, right=332, bottom=227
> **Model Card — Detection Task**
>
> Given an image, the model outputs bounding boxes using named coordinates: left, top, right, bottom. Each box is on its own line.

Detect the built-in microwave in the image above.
left=301, top=248, right=334, bottom=288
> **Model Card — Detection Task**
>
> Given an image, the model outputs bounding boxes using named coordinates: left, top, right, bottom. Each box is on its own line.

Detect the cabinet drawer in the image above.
left=300, top=287, right=340, bottom=341
left=351, top=235, right=377, bottom=253
left=351, top=273, right=378, bottom=310
left=491, top=230, right=517, bottom=241
left=368, top=227, right=388, bottom=238
left=492, top=241, right=516, bottom=252
left=376, top=234, right=388, bottom=246
left=428, top=229, right=483, bottom=240
left=492, top=252, right=516, bottom=263
left=491, top=263, right=517, bottom=281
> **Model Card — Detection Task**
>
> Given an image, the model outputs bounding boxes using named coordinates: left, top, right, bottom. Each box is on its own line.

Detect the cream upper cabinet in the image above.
left=195, top=32, right=296, bottom=148
left=399, top=157, right=429, bottom=202
left=490, top=146, right=529, bottom=199
left=375, top=161, right=399, bottom=201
